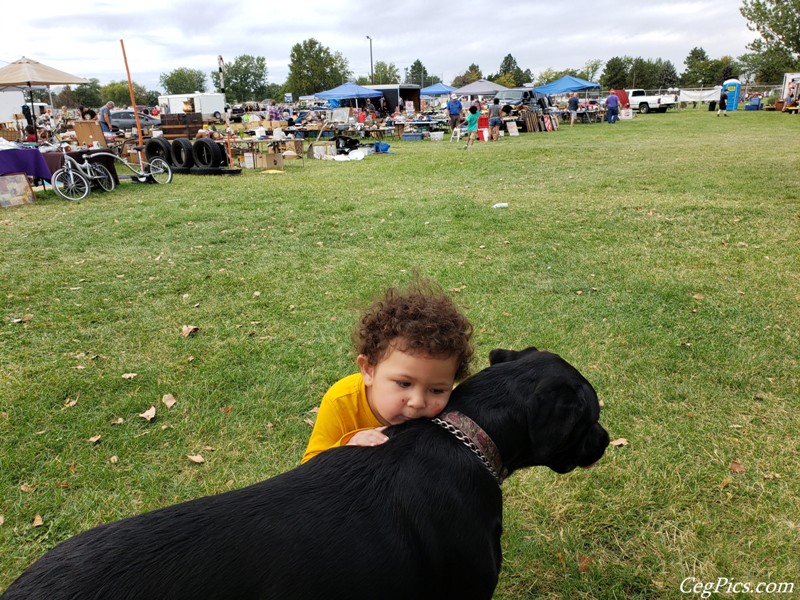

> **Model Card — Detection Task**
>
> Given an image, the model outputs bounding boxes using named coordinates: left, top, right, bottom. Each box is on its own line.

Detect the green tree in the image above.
left=284, top=39, right=351, bottom=98
left=738, top=38, right=800, bottom=83
left=374, top=61, right=400, bottom=84
left=741, top=0, right=800, bottom=57
left=654, top=59, right=679, bottom=89
left=680, top=47, right=714, bottom=86
left=73, top=78, right=103, bottom=108
left=210, top=55, right=268, bottom=102
left=54, top=85, right=78, bottom=108
left=534, top=68, right=562, bottom=86
left=160, top=68, right=207, bottom=95
left=405, top=59, right=440, bottom=87
left=492, top=73, right=517, bottom=88
left=101, top=80, right=150, bottom=107
left=580, top=59, right=604, bottom=83
left=451, top=64, right=482, bottom=88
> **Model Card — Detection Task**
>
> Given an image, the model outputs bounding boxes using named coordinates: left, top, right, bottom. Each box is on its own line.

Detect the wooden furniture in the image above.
left=159, top=113, right=203, bottom=140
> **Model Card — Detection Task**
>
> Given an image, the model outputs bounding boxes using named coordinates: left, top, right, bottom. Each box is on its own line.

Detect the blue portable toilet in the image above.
left=722, top=78, right=741, bottom=111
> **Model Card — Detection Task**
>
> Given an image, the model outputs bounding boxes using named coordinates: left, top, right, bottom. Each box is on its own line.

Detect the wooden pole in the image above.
left=120, top=39, right=144, bottom=148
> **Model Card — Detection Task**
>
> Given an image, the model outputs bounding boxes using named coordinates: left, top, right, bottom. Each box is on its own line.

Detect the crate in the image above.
left=430, top=131, right=444, bottom=141
left=0, top=128, right=21, bottom=142
left=401, top=132, right=423, bottom=141
left=159, top=113, right=203, bottom=140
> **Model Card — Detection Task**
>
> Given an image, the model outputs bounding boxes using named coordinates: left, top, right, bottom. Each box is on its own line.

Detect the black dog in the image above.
left=2, top=347, right=609, bottom=600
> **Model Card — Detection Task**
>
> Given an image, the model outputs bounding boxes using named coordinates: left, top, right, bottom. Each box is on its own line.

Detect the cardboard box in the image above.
left=73, top=121, right=107, bottom=148
left=257, top=153, right=283, bottom=170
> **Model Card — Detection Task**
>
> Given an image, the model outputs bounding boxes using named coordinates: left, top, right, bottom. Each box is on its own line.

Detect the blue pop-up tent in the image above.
left=533, top=75, right=600, bottom=95
left=315, top=82, right=383, bottom=100
left=420, top=82, right=455, bottom=96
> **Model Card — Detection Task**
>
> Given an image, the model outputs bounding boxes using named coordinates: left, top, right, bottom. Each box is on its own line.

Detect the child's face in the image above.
left=358, top=345, right=458, bottom=426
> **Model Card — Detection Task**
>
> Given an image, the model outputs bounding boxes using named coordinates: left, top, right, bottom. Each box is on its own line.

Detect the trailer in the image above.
left=157, top=93, right=227, bottom=120
left=0, top=90, right=28, bottom=123
left=366, top=84, right=421, bottom=113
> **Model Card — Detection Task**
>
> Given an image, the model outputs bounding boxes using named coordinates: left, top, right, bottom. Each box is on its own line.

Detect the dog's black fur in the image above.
left=2, top=347, right=609, bottom=600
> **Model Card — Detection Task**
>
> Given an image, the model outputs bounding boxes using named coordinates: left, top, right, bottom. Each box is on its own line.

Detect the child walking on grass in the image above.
left=464, top=105, right=479, bottom=149
left=302, top=283, right=474, bottom=463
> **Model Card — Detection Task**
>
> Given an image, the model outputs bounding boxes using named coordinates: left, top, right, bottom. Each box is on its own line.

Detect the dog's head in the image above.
left=448, top=347, right=609, bottom=475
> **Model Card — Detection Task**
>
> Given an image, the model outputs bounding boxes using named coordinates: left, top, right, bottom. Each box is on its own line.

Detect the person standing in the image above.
left=446, top=94, right=463, bottom=131
left=464, top=105, right=479, bottom=149
left=717, top=88, right=728, bottom=117
left=488, top=98, right=502, bottom=141
left=605, top=90, right=620, bottom=124
left=568, top=92, right=580, bottom=127
left=98, top=101, right=114, bottom=132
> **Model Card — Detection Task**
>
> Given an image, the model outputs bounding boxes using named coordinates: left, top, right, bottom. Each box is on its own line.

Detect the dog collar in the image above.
left=432, top=411, right=508, bottom=484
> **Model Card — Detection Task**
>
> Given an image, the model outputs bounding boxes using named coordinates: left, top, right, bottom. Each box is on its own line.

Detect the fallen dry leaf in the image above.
left=730, top=460, right=746, bottom=474
left=187, top=454, right=205, bottom=464
left=304, top=418, right=315, bottom=427
left=32, top=514, right=44, bottom=527
left=109, top=456, right=118, bottom=464
left=121, top=373, right=137, bottom=380
left=720, top=477, right=733, bottom=490
left=161, top=394, right=176, bottom=409
left=88, top=434, right=102, bottom=444
left=220, top=405, right=233, bottom=415
left=0, top=515, right=4, bottom=526
left=309, top=406, right=319, bottom=414
left=139, top=406, right=156, bottom=422
left=55, top=481, right=70, bottom=489
left=692, top=293, right=705, bottom=300
left=181, top=325, right=199, bottom=337
left=111, top=417, right=124, bottom=425
left=64, top=398, right=78, bottom=408
left=12, top=314, right=34, bottom=324
left=19, top=484, right=36, bottom=493
left=578, top=555, right=593, bottom=573
left=610, top=438, right=629, bottom=448
left=763, top=472, right=781, bottom=480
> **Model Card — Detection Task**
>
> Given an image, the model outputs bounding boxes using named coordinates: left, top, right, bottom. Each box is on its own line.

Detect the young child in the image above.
left=464, top=105, right=479, bottom=149
left=301, top=284, right=473, bottom=463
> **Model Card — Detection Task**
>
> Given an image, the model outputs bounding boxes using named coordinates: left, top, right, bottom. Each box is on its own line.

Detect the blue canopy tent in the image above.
left=315, top=82, right=383, bottom=107
left=420, top=82, right=455, bottom=95
left=533, top=75, right=600, bottom=95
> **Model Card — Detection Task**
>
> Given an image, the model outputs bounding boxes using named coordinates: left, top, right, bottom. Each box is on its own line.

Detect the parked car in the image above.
left=492, top=88, right=552, bottom=111
left=108, top=109, right=161, bottom=132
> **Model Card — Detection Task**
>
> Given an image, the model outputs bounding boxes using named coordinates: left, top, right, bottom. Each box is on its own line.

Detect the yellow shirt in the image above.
left=301, top=373, right=383, bottom=463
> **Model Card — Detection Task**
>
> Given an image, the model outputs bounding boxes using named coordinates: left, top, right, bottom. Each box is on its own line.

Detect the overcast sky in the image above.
left=2, top=0, right=757, bottom=93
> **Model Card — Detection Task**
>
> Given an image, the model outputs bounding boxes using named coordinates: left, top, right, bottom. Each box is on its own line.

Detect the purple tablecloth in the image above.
left=0, top=147, right=52, bottom=180
left=42, top=149, right=119, bottom=185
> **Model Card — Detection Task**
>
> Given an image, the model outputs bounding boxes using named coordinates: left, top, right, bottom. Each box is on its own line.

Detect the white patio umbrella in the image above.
left=0, top=57, right=89, bottom=126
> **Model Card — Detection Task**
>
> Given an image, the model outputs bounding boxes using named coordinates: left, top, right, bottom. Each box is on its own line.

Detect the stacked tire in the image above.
left=144, top=137, right=233, bottom=176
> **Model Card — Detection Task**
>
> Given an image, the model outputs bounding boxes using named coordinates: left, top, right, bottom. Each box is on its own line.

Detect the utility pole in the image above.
left=366, top=36, right=374, bottom=84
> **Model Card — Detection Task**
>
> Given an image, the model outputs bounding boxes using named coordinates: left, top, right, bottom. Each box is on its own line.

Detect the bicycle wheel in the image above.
left=89, top=163, right=116, bottom=192
left=51, top=168, right=91, bottom=201
left=147, top=157, right=173, bottom=184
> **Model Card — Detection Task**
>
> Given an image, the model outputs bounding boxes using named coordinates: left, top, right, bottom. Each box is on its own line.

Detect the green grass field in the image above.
left=1, top=108, right=798, bottom=598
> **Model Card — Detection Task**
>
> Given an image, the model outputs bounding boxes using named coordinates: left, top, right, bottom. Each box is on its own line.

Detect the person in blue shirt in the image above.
left=446, top=94, right=464, bottom=131
left=605, top=90, right=620, bottom=124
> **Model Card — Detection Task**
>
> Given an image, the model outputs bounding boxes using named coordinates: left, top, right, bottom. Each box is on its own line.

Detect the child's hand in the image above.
left=346, top=427, right=388, bottom=447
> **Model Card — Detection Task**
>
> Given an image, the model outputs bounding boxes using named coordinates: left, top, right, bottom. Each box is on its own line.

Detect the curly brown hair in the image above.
left=353, top=283, right=474, bottom=381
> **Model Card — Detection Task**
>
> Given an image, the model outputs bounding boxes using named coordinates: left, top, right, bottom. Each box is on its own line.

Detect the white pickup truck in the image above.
left=625, top=89, right=678, bottom=113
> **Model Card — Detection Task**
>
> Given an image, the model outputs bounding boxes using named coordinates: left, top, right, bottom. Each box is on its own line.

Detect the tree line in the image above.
left=43, top=1, right=799, bottom=107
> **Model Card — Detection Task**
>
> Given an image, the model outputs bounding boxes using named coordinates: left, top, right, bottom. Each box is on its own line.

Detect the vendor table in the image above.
left=42, top=149, right=120, bottom=185
left=0, top=147, right=52, bottom=180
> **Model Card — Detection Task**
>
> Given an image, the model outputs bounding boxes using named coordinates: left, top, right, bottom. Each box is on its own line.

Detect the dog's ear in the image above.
left=489, top=347, right=539, bottom=365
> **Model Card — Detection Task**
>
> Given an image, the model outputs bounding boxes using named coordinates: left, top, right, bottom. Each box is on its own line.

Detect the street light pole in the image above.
left=366, top=36, right=374, bottom=84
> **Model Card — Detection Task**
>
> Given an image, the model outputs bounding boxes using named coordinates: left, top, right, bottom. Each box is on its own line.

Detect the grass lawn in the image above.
left=1, top=107, right=798, bottom=598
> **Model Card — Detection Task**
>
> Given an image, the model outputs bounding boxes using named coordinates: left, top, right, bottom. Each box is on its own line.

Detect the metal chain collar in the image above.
left=432, top=416, right=506, bottom=484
